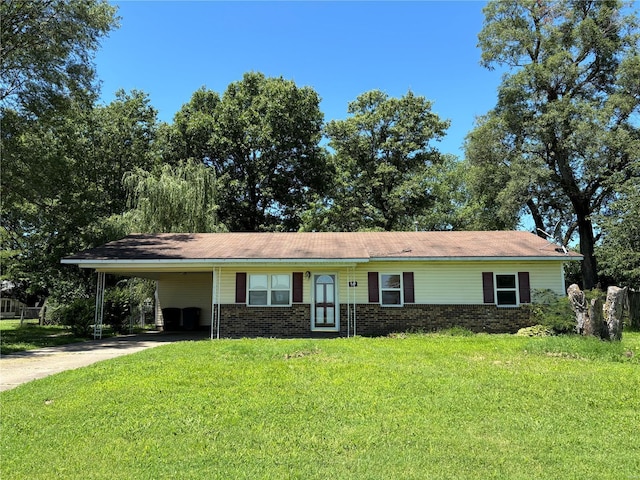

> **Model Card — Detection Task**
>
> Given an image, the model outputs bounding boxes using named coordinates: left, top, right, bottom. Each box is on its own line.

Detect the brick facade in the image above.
left=214, top=303, right=533, bottom=338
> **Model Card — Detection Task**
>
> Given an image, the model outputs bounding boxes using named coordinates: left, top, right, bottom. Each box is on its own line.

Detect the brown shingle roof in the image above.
left=64, top=231, right=581, bottom=263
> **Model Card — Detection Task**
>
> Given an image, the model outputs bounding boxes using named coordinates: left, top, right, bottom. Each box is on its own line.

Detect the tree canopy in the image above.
left=302, top=90, right=452, bottom=232
left=467, top=0, right=640, bottom=289
left=161, top=73, right=333, bottom=231
left=0, top=0, right=119, bottom=115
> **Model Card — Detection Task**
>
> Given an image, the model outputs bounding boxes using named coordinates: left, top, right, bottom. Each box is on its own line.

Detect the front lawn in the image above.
left=1, top=333, right=639, bottom=479
left=0, top=319, right=90, bottom=355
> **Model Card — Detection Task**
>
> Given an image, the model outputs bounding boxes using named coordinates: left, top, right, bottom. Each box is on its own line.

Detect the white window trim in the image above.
left=380, top=273, right=404, bottom=307
left=247, top=273, right=292, bottom=307
left=494, top=273, right=519, bottom=307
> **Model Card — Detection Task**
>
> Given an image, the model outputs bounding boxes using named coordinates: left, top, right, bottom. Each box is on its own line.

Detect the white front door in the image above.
left=312, top=274, right=339, bottom=331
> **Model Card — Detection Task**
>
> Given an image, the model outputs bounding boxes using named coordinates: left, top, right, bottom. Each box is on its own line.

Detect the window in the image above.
left=248, top=274, right=291, bottom=306
left=495, top=274, right=517, bottom=306
left=380, top=274, right=402, bottom=306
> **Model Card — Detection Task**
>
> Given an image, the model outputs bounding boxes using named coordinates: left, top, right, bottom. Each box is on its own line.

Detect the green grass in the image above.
left=1, top=333, right=639, bottom=479
left=0, top=319, right=90, bottom=355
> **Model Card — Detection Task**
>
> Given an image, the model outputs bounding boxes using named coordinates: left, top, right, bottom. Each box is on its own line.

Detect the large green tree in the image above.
left=212, top=73, right=331, bottom=231
left=596, top=176, right=640, bottom=287
left=467, top=0, right=640, bottom=289
left=0, top=0, right=118, bottom=115
left=161, top=74, right=332, bottom=231
left=303, top=90, right=450, bottom=232
left=1, top=92, right=158, bottom=301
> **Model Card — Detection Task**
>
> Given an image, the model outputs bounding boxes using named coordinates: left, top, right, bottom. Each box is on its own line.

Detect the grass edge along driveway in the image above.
left=1, top=333, right=639, bottom=479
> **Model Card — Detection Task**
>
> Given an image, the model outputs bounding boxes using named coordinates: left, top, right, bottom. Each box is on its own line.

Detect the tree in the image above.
left=161, top=75, right=332, bottom=231
left=211, top=73, right=331, bottom=231
left=0, top=0, right=119, bottom=115
left=468, top=0, right=640, bottom=289
left=1, top=91, right=159, bottom=302
left=123, top=161, right=223, bottom=233
left=303, top=90, right=450, bottom=232
left=597, top=176, right=640, bottom=287
left=159, top=87, right=220, bottom=166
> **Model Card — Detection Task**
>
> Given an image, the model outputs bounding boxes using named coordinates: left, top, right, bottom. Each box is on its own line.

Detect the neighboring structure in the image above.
left=62, top=231, right=582, bottom=337
left=0, top=281, right=27, bottom=319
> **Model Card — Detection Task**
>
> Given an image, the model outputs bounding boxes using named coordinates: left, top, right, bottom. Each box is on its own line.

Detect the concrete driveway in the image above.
left=0, top=331, right=210, bottom=392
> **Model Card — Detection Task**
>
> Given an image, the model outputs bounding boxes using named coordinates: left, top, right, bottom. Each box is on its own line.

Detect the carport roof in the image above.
left=62, top=231, right=581, bottom=265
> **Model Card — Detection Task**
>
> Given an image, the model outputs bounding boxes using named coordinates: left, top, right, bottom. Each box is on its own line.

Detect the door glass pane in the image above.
left=249, top=274, right=268, bottom=289
left=326, top=307, right=335, bottom=325
left=316, top=275, right=334, bottom=284
left=326, top=285, right=334, bottom=303
left=316, top=307, right=324, bottom=324
left=316, top=284, right=324, bottom=302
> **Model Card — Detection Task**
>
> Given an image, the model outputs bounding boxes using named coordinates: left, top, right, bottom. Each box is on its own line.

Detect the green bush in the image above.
left=50, top=298, right=95, bottom=337
left=104, top=286, right=132, bottom=334
left=530, top=289, right=576, bottom=334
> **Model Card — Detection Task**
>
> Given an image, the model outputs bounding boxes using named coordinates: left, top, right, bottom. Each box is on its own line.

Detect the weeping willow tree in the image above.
left=123, top=161, right=225, bottom=233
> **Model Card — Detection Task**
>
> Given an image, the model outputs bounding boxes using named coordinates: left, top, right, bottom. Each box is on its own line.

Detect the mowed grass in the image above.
left=1, top=333, right=639, bottom=479
left=0, top=319, right=90, bottom=355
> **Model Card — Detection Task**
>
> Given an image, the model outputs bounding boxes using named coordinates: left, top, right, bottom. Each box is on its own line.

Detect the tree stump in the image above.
left=568, top=284, right=588, bottom=334
left=603, top=286, right=628, bottom=341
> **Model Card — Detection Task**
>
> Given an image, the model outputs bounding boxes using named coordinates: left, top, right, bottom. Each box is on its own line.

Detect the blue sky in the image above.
left=94, top=1, right=503, bottom=157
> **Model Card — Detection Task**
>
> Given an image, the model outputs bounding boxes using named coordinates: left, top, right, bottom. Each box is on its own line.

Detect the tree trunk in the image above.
left=629, top=290, right=640, bottom=329
left=568, top=284, right=588, bottom=334
left=603, top=286, right=628, bottom=341
left=575, top=208, right=599, bottom=290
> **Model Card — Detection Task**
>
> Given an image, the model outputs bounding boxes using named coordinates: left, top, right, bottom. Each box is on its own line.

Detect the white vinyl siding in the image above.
left=153, top=260, right=567, bottom=325
left=354, top=261, right=565, bottom=305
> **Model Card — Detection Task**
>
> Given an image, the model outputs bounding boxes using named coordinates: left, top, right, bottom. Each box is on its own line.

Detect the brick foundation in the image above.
left=215, top=303, right=533, bottom=338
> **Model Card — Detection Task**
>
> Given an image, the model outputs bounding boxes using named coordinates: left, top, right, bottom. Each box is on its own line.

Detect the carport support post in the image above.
left=211, top=267, right=221, bottom=340
left=94, top=272, right=106, bottom=339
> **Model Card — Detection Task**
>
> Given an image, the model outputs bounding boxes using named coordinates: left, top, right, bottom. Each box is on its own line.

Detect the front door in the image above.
left=312, top=274, right=338, bottom=331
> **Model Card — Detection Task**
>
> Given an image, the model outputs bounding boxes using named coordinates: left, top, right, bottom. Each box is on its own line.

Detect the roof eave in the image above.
left=368, top=255, right=583, bottom=262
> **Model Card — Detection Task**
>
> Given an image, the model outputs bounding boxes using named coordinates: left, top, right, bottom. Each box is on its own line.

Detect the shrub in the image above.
left=104, top=286, right=132, bottom=334
left=50, top=298, right=95, bottom=337
left=530, top=289, right=576, bottom=334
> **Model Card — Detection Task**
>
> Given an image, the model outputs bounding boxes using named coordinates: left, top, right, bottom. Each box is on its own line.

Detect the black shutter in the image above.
left=368, top=272, right=379, bottom=303
left=403, top=272, right=415, bottom=303
left=518, top=272, right=531, bottom=304
left=292, top=272, right=303, bottom=303
left=235, top=272, right=247, bottom=303
left=482, top=272, right=494, bottom=304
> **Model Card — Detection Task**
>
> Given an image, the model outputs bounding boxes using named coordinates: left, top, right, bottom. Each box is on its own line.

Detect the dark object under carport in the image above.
left=182, top=307, right=201, bottom=331
left=161, top=308, right=181, bottom=331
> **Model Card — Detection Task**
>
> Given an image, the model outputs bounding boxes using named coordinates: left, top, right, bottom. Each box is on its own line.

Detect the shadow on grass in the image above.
left=0, top=320, right=210, bottom=356
left=0, top=322, right=91, bottom=355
